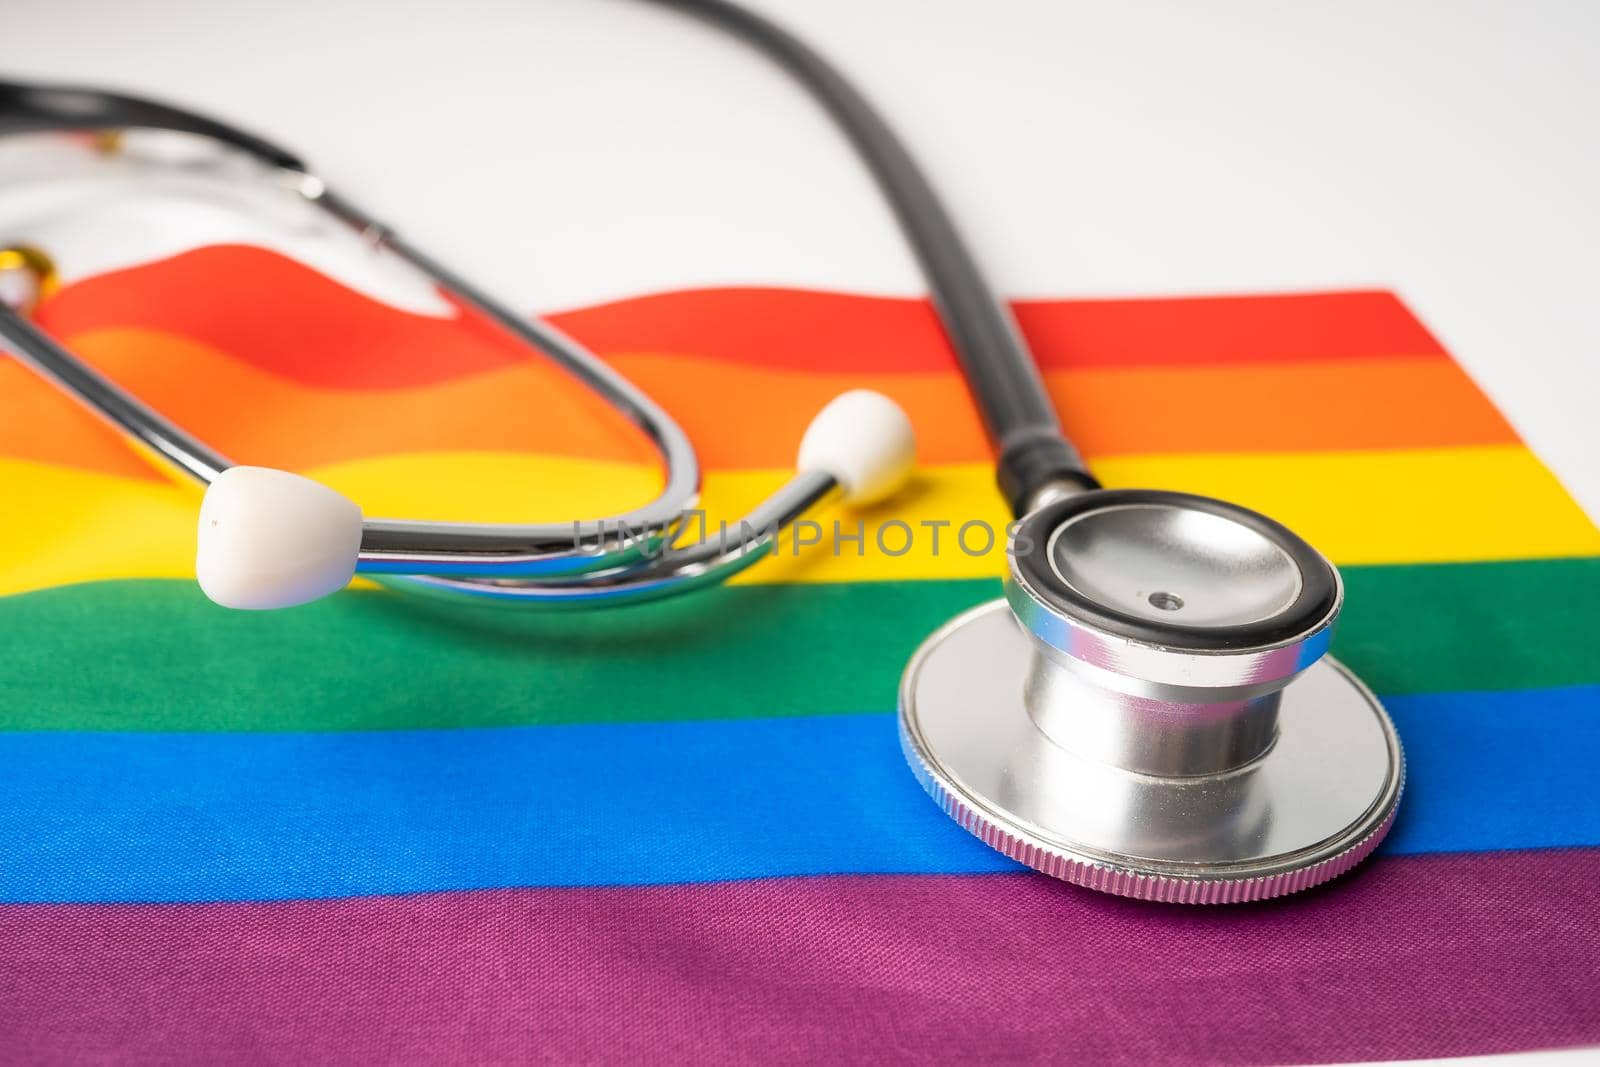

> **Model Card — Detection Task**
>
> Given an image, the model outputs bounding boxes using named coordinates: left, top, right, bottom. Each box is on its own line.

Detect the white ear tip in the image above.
left=196, top=466, right=363, bottom=610
left=797, top=389, right=916, bottom=506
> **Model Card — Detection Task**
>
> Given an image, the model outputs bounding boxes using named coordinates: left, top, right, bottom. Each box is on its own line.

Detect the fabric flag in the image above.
left=2, top=241, right=1597, bottom=1063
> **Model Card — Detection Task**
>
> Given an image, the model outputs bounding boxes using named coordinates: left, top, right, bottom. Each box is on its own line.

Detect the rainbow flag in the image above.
left=3, top=244, right=1598, bottom=1062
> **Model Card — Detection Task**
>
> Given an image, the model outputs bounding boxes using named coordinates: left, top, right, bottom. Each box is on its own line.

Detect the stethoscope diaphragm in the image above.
left=899, top=489, right=1404, bottom=903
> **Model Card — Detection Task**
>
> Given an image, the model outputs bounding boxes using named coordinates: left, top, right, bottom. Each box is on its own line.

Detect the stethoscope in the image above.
left=0, top=0, right=1400, bottom=903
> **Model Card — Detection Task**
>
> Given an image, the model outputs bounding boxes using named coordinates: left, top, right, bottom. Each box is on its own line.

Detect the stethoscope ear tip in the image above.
left=195, top=466, right=362, bottom=611
left=797, top=389, right=916, bottom=507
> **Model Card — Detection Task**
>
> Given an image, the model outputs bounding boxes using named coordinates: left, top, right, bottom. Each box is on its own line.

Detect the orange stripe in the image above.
left=618, top=353, right=1515, bottom=465
left=34, top=245, right=1450, bottom=389
left=0, top=361, right=159, bottom=481
left=2, top=328, right=1515, bottom=480
left=0, top=331, right=657, bottom=481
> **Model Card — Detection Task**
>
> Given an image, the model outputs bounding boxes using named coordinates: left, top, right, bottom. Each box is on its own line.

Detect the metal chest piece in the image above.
left=900, top=489, right=1403, bottom=903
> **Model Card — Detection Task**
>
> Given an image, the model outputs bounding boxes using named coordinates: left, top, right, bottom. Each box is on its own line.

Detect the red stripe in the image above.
left=34, top=244, right=1448, bottom=389
left=1013, top=288, right=1447, bottom=367
left=2, top=850, right=1595, bottom=1064
left=560, top=285, right=1449, bottom=372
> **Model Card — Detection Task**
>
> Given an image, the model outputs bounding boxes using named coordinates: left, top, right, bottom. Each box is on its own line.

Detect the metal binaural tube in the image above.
left=0, top=79, right=713, bottom=594
left=2, top=21, right=933, bottom=609
left=380, top=469, right=839, bottom=607
left=2, top=164, right=866, bottom=605
left=306, top=182, right=705, bottom=574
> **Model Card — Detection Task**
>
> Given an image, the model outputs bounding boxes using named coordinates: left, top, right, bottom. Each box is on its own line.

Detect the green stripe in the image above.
left=1337, top=557, right=1600, bottom=695
left=3, top=557, right=1597, bottom=732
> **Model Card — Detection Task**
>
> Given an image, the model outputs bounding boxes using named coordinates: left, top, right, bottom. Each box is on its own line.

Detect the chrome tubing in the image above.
left=0, top=163, right=704, bottom=572
left=306, top=182, right=705, bottom=577
left=1, top=191, right=844, bottom=604
left=0, top=88, right=855, bottom=605
left=386, top=469, right=839, bottom=608
left=1, top=145, right=861, bottom=606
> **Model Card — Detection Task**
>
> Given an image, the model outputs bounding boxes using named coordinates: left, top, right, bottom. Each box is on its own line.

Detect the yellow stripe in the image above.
left=0, top=444, right=1594, bottom=598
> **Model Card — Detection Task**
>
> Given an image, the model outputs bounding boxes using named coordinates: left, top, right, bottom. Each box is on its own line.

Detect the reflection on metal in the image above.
left=901, top=490, right=1404, bottom=904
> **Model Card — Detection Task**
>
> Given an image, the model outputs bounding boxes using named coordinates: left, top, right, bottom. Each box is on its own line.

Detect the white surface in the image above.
left=1367, top=1049, right=1600, bottom=1067
left=0, top=135, right=453, bottom=314
left=1, top=0, right=1595, bottom=521
left=797, top=389, right=916, bottom=504
left=196, top=466, right=363, bottom=610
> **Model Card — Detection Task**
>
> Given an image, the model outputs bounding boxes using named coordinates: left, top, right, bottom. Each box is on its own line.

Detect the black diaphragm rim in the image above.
left=1011, top=489, right=1340, bottom=651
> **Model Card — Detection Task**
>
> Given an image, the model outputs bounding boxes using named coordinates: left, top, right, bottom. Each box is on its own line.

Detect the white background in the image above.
left=3, top=0, right=1597, bottom=516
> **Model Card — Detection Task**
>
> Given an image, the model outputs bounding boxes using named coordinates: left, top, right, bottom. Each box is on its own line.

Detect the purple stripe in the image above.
left=3, top=850, right=1598, bottom=1065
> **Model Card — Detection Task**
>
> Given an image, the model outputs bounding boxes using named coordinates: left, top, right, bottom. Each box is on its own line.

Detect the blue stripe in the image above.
left=1, top=685, right=1595, bottom=902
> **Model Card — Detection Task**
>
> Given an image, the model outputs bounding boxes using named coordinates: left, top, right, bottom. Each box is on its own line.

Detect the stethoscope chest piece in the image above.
left=900, top=489, right=1403, bottom=903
